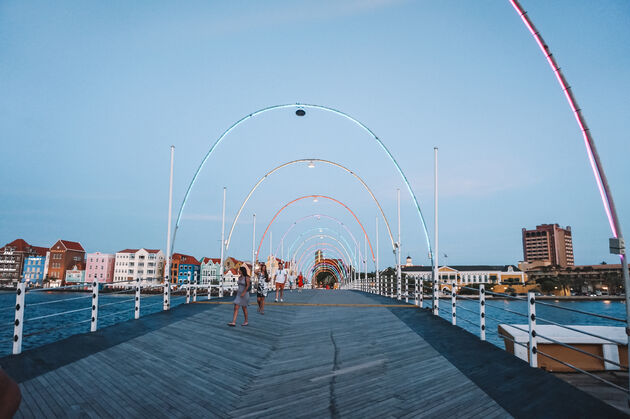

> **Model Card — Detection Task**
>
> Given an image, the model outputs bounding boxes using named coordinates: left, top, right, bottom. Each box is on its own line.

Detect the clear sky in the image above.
left=1, top=0, right=629, bottom=269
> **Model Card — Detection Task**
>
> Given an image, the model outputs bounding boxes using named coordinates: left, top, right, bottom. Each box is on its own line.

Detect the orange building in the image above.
left=47, top=240, right=85, bottom=286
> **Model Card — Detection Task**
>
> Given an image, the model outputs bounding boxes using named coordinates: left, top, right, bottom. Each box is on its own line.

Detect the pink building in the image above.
left=85, top=252, right=115, bottom=284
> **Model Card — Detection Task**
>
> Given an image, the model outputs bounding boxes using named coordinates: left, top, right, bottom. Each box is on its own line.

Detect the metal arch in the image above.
left=171, top=103, right=433, bottom=264
left=287, top=227, right=357, bottom=264
left=297, top=246, right=351, bottom=280
left=225, top=158, right=396, bottom=252
left=310, top=264, right=343, bottom=282
left=303, top=259, right=346, bottom=284
left=295, top=242, right=351, bottom=274
left=302, top=252, right=351, bottom=282
left=256, top=194, right=376, bottom=263
left=274, top=213, right=364, bottom=263
left=509, top=1, right=619, bottom=239
left=293, top=237, right=352, bottom=273
left=295, top=241, right=352, bottom=278
left=308, top=261, right=345, bottom=283
left=310, top=266, right=342, bottom=284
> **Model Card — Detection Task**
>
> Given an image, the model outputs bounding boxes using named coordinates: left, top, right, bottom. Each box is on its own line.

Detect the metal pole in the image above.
left=364, top=234, right=367, bottom=293
left=252, top=213, right=256, bottom=294
left=164, top=145, right=174, bottom=311
left=219, top=187, right=226, bottom=298
left=12, top=282, right=25, bottom=355
left=376, top=216, right=379, bottom=294
left=433, top=147, right=439, bottom=315
left=528, top=291, right=538, bottom=367
left=193, top=271, right=198, bottom=302
left=419, top=278, right=423, bottom=308
left=479, top=284, right=486, bottom=341
left=397, top=188, right=402, bottom=301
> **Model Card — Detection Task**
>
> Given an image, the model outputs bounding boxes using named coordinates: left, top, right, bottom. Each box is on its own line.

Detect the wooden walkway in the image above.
left=1, top=290, right=625, bottom=418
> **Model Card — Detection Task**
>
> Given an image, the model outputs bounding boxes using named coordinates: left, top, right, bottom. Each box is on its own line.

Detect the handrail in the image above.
left=535, top=300, right=626, bottom=323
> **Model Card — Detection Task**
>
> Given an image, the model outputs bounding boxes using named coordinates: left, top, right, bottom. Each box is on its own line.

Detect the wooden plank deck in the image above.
left=1, top=290, right=625, bottom=418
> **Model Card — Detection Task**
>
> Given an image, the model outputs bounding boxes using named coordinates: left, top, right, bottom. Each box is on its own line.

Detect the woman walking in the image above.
left=256, top=263, right=270, bottom=314
left=228, top=266, right=251, bottom=327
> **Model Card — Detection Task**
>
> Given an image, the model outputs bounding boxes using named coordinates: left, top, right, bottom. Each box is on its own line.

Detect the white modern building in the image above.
left=114, top=248, right=165, bottom=285
left=401, top=265, right=526, bottom=293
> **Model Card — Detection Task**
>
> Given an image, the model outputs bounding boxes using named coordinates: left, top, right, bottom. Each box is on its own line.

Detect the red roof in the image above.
left=201, top=257, right=221, bottom=264
left=145, top=249, right=161, bottom=254
left=228, top=268, right=239, bottom=275
left=2, top=239, right=30, bottom=252
left=32, top=246, right=48, bottom=257
left=118, top=249, right=139, bottom=254
left=172, top=253, right=200, bottom=265
left=55, top=240, right=85, bottom=252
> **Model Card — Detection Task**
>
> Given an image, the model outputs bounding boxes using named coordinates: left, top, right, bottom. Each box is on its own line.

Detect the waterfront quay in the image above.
left=1, top=290, right=624, bottom=418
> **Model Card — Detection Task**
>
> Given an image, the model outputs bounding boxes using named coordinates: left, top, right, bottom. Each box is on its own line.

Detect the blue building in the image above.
left=170, top=253, right=201, bottom=285
left=22, top=255, right=47, bottom=286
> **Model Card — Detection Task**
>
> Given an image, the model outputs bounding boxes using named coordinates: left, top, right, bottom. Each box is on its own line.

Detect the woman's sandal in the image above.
left=227, top=323, right=236, bottom=327
left=241, top=323, right=248, bottom=327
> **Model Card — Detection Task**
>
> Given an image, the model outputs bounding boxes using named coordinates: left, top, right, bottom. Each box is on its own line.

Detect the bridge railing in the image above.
left=1, top=279, right=236, bottom=356
left=351, top=274, right=629, bottom=395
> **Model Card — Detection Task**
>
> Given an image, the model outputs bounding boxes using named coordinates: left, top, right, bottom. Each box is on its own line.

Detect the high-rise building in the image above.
left=522, top=224, right=574, bottom=267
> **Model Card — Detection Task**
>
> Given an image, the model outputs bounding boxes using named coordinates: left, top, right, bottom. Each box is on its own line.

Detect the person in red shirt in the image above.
left=297, top=273, right=304, bottom=292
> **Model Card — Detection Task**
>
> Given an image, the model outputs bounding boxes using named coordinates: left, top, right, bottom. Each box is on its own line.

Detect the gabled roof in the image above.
left=172, top=253, right=200, bottom=265
left=200, top=257, right=221, bottom=264
left=145, top=249, right=161, bottom=254
left=118, top=249, right=139, bottom=254
left=57, top=240, right=85, bottom=252
left=2, top=239, right=30, bottom=252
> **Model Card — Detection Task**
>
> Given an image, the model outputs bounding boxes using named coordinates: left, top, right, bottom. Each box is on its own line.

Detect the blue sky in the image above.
left=1, top=0, right=629, bottom=268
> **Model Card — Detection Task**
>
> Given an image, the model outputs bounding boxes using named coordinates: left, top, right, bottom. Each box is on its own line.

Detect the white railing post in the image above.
left=134, top=278, right=141, bottom=320
left=163, top=281, right=170, bottom=311
left=433, top=276, right=439, bottom=316
left=414, top=277, right=418, bottom=306
left=528, top=291, right=538, bottom=368
left=186, top=279, right=191, bottom=304
left=13, top=282, right=26, bottom=354
left=193, top=272, right=198, bottom=302
left=219, top=279, right=224, bottom=298
left=451, top=280, right=457, bottom=326
left=419, top=278, right=424, bottom=308
left=91, top=280, right=99, bottom=332
left=207, top=283, right=212, bottom=300
left=479, top=284, right=486, bottom=341
left=405, top=275, right=409, bottom=303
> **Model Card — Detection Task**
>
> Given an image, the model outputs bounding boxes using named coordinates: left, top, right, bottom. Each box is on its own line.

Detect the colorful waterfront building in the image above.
left=223, top=268, right=239, bottom=290
left=47, top=240, right=86, bottom=287
left=85, top=252, right=115, bottom=284
left=22, top=250, right=49, bottom=286
left=114, top=248, right=165, bottom=285
left=0, top=239, right=48, bottom=286
left=65, top=263, right=86, bottom=284
left=170, top=253, right=201, bottom=284
left=200, top=257, right=221, bottom=285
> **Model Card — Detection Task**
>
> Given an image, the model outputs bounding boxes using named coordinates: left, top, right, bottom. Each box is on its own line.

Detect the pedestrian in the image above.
left=274, top=262, right=287, bottom=302
left=288, top=270, right=295, bottom=292
left=297, top=272, right=304, bottom=292
left=256, top=263, right=270, bottom=314
left=228, top=266, right=251, bottom=327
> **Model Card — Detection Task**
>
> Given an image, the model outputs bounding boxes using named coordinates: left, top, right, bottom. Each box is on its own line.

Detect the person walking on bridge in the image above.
left=228, top=266, right=250, bottom=327
left=274, top=262, right=287, bottom=302
left=256, top=263, right=270, bottom=314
